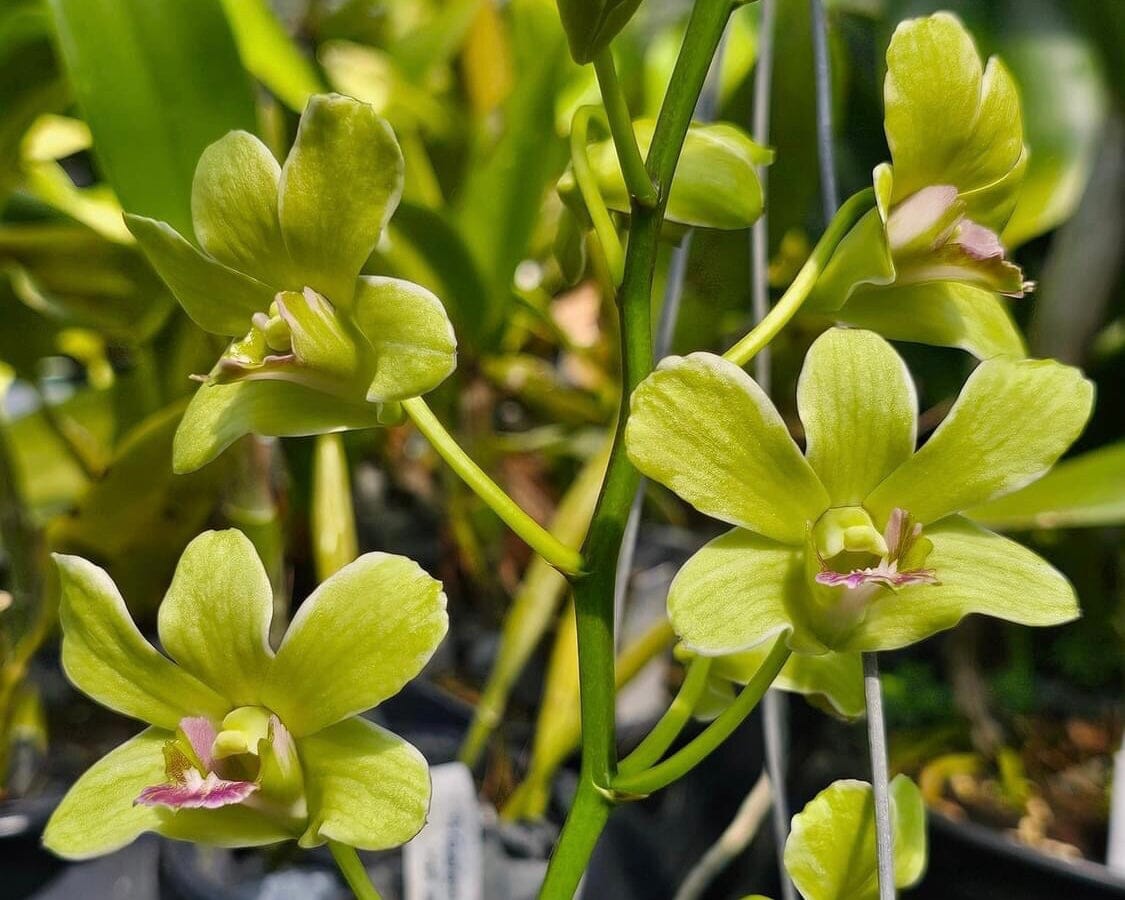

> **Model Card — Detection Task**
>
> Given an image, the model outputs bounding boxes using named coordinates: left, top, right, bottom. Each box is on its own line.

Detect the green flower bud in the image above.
left=555, top=0, right=644, bottom=64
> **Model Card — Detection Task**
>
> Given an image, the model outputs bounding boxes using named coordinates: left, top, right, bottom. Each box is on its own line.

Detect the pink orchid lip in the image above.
left=815, top=508, right=938, bottom=592
left=136, top=772, right=258, bottom=810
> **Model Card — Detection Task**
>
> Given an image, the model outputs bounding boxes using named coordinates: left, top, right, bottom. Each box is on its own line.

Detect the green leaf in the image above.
left=712, top=647, right=865, bottom=720
left=966, top=442, right=1125, bottom=530
left=191, top=130, right=289, bottom=286
left=125, top=214, right=276, bottom=336
left=784, top=775, right=927, bottom=900
left=47, top=0, right=257, bottom=238
left=626, top=353, right=828, bottom=545
left=667, top=528, right=802, bottom=657
left=53, top=554, right=229, bottom=729
left=278, top=94, right=403, bottom=307
left=43, top=727, right=165, bottom=860
left=884, top=12, right=1024, bottom=225
left=157, top=530, right=275, bottom=708
left=217, top=0, right=326, bottom=112
left=797, top=329, right=916, bottom=506
left=842, top=517, right=1079, bottom=653
left=867, top=356, right=1094, bottom=525
left=263, top=553, right=447, bottom=736
left=833, top=281, right=1027, bottom=360
left=298, top=717, right=430, bottom=850
left=555, top=0, right=642, bottom=64
left=353, top=275, right=457, bottom=402
left=173, top=380, right=376, bottom=474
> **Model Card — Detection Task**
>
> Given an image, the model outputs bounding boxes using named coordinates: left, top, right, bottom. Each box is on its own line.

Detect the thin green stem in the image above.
left=611, top=637, right=791, bottom=797
left=592, top=47, right=657, bottom=209
left=570, top=106, right=625, bottom=284
left=722, top=187, right=875, bottom=367
left=618, top=656, right=713, bottom=776
left=328, top=841, right=382, bottom=900
left=542, top=777, right=613, bottom=892
left=401, top=397, right=583, bottom=576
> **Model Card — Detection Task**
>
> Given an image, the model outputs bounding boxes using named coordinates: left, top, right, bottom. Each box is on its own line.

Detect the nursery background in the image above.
left=0, top=0, right=1122, bottom=897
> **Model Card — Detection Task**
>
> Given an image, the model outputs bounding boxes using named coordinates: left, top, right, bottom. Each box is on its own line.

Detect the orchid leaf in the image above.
left=626, top=353, right=828, bottom=545
left=42, top=728, right=165, bottom=860
left=298, top=717, right=430, bottom=850
left=798, top=329, right=916, bottom=506
left=157, top=530, right=275, bottom=707
left=263, top=553, right=447, bottom=736
left=966, top=442, right=1125, bottom=530
left=54, top=554, right=229, bottom=729
left=784, top=775, right=926, bottom=900
left=867, top=356, right=1094, bottom=525
left=840, top=517, right=1079, bottom=653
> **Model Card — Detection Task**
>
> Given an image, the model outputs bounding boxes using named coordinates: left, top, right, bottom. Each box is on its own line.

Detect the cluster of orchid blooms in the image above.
left=42, top=11, right=1092, bottom=900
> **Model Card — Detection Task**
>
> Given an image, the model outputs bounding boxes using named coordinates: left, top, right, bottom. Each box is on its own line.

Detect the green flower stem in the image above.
left=540, top=4, right=736, bottom=895
left=570, top=105, right=625, bottom=284
left=328, top=840, right=382, bottom=900
left=722, top=186, right=875, bottom=367
left=401, top=397, right=584, bottom=576
left=592, top=47, right=658, bottom=209
left=617, top=656, right=713, bottom=776
left=610, top=637, right=791, bottom=798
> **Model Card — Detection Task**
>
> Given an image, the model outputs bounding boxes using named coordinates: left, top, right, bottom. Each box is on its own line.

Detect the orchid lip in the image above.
left=135, top=771, right=258, bottom=810
left=815, top=507, right=939, bottom=592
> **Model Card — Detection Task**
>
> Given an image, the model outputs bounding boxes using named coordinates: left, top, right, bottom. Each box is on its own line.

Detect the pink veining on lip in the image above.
left=816, top=508, right=938, bottom=591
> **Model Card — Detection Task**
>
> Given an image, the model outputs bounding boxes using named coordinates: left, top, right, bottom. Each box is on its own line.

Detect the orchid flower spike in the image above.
left=43, top=530, right=447, bottom=859
left=625, top=328, right=1093, bottom=656
left=126, top=94, right=457, bottom=474
left=807, top=13, right=1031, bottom=360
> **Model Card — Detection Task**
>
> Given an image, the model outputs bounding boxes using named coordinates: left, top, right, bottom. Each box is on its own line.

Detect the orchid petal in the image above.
left=53, top=555, right=228, bottom=729
left=263, top=553, right=448, bottom=736
left=155, top=804, right=295, bottom=847
left=43, top=728, right=166, bottom=860
left=806, top=205, right=895, bottom=313
left=867, top=356, right=1093, bottom=525
left=353, top=276, right=457, bottom=402
left=157, top=530, right=275, bottom=706
left=798, top=329, right=917, bottom=506
left=626, top=354, right=828, bottom=545
left=712, top=647, right=865, bottom=719
left=667, top=528, right=804, bottom=657
left=833, top=282, right=1026, bottom=359
left=840, top=517, right=1079, bottom=653
left=278, top=94, right=403, bottom=306
left=191, top=131, right=291, bottom=286
left=173, top=379, right=378, bottom=473
left=298, top=717, right=430, bottom=850
left=125, top=214, right=276, bottom=336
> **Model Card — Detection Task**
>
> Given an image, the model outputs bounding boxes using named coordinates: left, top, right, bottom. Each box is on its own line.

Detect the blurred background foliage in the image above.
left=0, top=0, right=1121, bottom=858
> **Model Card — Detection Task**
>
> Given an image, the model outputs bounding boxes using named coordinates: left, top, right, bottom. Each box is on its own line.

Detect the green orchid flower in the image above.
left=43, top=529, right=447, bottom=859
left=126, top=93, right=457, bottom=473
left=807, top=13, right=1030, bottom=360
left=625, top=327, right=1092, bottom=656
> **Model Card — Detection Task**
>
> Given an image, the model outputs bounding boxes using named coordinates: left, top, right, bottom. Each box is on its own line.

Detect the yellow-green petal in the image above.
left=353, top=275, right=457, bottom=402
left=278, top=94, right=403, bottom=306
left=263, top=553, right=448, bottom=736
left=157, top=530, right=275, bottom=707
left=191, top=130, right=290, bottom=286
left=43, top=728, right=166, bottom=860
left=841, top=517, right=1079, bottom=653
left=798, top=329, right=916, bottom=506
left=298, top=717, right=430, bottom=850
left=626, top=353, right=828, bottom=545
left=172, top=380, right=377, bottom=474
left=667, top=528, right=803, bottom=657
left=155, top=804, right=295, bottom=848
left=833, top=282, right=1026, bottom=360
left=866, top=356, right=1093, bottom=525
left=125, top=214, right=276, bottom=336
left=53, top=555, right=228, bottom=729
left=712, top=647, right=865, bottom=719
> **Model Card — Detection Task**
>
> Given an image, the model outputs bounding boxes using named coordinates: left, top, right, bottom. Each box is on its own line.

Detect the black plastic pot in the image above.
left=0, top=793, right=67, bottom=899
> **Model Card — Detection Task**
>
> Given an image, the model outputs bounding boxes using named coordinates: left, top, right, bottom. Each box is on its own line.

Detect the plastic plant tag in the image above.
left=403, top=762, right=483, bottom=900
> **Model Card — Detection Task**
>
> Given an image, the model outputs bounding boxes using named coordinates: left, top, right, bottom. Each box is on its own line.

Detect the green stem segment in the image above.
left=328, top=841, right=382, bottom=900
left=722, top=187, right=875, bottom=367
left=618, top=656, right=713, bottom=776
left=570, top=106, right=625, bottom=284
left=592, top=47, right=658, bottom=209
left=612, top=637, right=791, bottom=797
left=540, top=2, right=739, bottom=896
left=401, top=397, right=583, bottom=576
